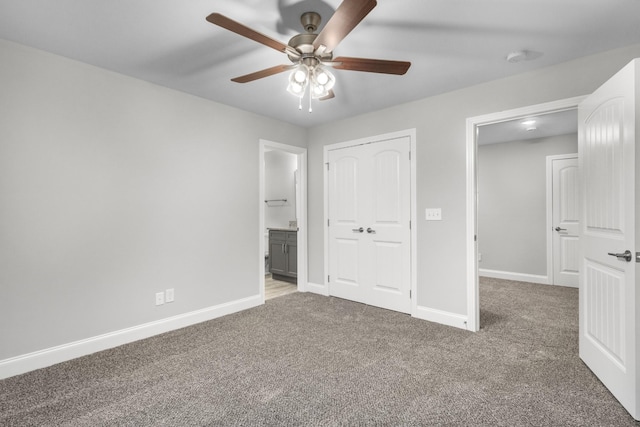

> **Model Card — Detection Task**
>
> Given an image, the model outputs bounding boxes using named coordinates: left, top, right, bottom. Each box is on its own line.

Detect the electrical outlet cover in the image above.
left=165, top=288, right=174, bottom=303
left=155, top=291, right=165, bottom=306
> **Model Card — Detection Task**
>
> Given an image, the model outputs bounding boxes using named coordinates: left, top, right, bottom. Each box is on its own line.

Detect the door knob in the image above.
left=607, top=250, right=633, bottom=262
left=366, top=227, right=376, bottom=234
left=555, top=226, right=567, bottom=232
left=352, top=227, right=364, bottom=233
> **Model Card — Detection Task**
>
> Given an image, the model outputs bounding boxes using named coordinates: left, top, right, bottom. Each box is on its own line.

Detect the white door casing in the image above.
left=551, top=156, right=579, bottom=287
left=328, top=136, right=411, bottom=313
left=467, top=96, right=587, bottom=332
left=259, top=140, right=308, bottom=301
left=579, top=59, right=639, bottom=419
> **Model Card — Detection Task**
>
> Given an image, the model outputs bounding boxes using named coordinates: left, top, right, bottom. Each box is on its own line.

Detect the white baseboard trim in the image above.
left=413, top=305, right=469, bottom=331
left=479, top=268, right=549, bottom=285
left=0, top=294, right=262, bottom=380
left=305, top=281, right=329, bottom=296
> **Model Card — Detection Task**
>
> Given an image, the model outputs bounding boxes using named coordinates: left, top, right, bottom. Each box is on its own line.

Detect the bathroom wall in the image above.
left=264, top=150, right=298, bottom=229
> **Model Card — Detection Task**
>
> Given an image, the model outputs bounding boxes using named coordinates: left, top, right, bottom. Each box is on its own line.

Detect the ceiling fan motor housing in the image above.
left=301, top=12, right=321, bottom=33
left=287, top=12, right=329, bottom=63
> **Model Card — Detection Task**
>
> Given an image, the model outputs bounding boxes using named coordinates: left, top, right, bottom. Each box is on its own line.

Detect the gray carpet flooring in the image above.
left=1, top=278, right=638, bottom=426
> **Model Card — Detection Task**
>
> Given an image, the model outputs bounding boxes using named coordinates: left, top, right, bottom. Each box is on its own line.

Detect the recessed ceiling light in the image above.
left=521, top=120, right=536, bottom=125
left=506, top=51, right=528, bottom=63
left=505, top=50, right=543, bottom=63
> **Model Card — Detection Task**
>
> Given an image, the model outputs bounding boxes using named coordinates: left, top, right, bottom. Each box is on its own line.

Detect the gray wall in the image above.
left=307, top=44, right=640, bottom=316
left=3, top=36, right=640, bottom=364
left=477, top=134, right=578, bottom=276
left=0, top=39, right=306, bottom=360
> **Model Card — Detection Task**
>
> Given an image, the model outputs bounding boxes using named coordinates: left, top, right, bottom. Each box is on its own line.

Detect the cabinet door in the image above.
left=286, top=243, right=297, bottom=277
left=269, top=240, right=287, bottom=275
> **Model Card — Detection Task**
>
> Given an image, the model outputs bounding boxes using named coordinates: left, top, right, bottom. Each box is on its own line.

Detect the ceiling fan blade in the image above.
left=313, top=0, right=377, bottom=53
left=231, top=64, right=292, bottom=83
left=320, top=90, right=335, bottom=101
left=207, top=13, right=289, bottom=54
left=332, top=56, right=411, bottom=75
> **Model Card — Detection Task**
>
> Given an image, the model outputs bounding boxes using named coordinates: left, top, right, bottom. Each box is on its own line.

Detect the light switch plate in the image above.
left=425, top=208, right=442, bottom=221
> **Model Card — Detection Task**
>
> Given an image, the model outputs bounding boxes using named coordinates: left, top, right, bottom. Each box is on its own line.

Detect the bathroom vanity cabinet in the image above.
left=269, top=229, right=297, bottom=282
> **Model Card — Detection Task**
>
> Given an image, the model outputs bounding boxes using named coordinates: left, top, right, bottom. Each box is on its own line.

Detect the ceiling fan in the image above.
left=206, top=0, right=411, bottom=110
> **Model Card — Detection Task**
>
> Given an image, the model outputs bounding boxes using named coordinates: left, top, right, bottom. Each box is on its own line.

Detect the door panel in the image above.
left=560, top=237, right=579, bottom=274
left=584, top=260, right=625, bottom=367
left=373, top=150, right=402, bottom=224
left=552, top=157, right=579, bottom=287
left=334, top=156, right=359, bottom=224
left=372, top=241, right=402, bottom=290
left=584, top=99, right=625, bottom=233
left=579, top=59, right=638, bottom=419
left=335, top=239, right=360, bottom=284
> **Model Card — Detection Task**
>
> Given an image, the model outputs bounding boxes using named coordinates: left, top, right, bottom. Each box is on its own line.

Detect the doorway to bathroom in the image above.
left=259, top=140, right=307, bottom=301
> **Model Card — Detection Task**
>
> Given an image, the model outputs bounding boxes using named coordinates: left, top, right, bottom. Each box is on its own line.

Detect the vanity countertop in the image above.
left=268, top=228, right=298, bottom=232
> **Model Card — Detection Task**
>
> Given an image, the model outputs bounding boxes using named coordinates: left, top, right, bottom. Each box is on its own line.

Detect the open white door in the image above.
left=579, top=59, right=639, bottom=419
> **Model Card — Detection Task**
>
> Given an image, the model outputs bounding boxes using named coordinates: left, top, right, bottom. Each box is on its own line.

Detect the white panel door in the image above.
left=328, top=137, right=411, bottom=313
left=328, top=152, right=366, bottom=304
left=552, top=156, right=579, bottom=287
left=579, top=59, right=639, bottom=419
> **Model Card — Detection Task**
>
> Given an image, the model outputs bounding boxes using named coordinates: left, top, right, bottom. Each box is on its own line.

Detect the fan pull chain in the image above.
left=298, top=96, right=302, bottom=110
left=308, top=84, right=313, bottom=113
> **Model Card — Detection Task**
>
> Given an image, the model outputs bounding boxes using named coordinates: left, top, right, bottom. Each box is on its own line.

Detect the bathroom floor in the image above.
left=265, top=274, right=297, bottom=300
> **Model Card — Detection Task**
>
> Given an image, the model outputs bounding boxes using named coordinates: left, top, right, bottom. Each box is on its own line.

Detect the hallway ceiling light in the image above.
left=522, top=119, right=537, bottom=131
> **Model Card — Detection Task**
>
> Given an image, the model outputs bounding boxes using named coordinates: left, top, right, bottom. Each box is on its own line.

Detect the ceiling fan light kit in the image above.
left=206, top=0, right=411, bottom=113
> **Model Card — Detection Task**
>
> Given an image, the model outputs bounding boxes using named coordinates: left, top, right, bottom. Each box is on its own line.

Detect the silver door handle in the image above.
left=608, top=250, right=632, bottom=262
left=352, top=227, right=364, bottom=233
left=366, top=227, right=376, bottom=234
left=555, top=227, right=566, bottom=232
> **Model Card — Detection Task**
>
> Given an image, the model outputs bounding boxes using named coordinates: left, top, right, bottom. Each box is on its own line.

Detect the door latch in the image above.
left=607, top=250, right=633, bottom=262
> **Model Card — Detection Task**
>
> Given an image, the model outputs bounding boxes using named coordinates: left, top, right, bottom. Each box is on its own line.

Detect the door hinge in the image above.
left=328, top=275, right=330, bottom=283
left=409, top=151, right=411, bottom=161
left=409, top=220, right=411, bottom=230
left=326, top=162, right=330, bottom=170
left=327, top=218, right=330, bottom=227
left=474, top=235, right=477, bottom=242
left=409, top=290, right=412, bottom=299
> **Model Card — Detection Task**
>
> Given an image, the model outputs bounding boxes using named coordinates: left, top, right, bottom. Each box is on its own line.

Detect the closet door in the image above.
left=328, top=136, right=411, bottom=313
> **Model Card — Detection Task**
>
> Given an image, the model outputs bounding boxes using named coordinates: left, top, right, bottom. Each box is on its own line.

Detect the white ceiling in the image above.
left=1, top=0, right=640, bottom=128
